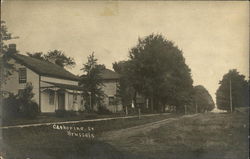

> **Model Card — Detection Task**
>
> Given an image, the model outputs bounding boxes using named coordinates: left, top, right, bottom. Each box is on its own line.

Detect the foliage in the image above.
left=55, top=110, right=76, bottom=118
left=216, top=69, right=249, bottom=111
left=26, top=50, right=76, bottom=68
left=79, top=53, right=106, bottom=111
left=121, top=34, right=193, bottom=112
left=192, top=85, right=215, bottom=113
left=113, top=61, right=135, bottom=108
left=18, top=82, right=34, bottom=103
left=45, top=50, right=75, bottom=68
left=96, top=105, right=113, bottom=115
left=0, top=21, right=18, bottom=86
left=2, top=83, right=39, bottom=119
left=21, top=101, right=39, bottom=119
left=2, top=93, right=20, bottom=119
left=18, top=82, right=39, bottom=119
left=26, top=52, right=44, bottom=61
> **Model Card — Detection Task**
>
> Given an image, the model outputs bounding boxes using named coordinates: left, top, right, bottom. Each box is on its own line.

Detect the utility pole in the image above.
left=184, top=105, right=187, bottom=115
left=125, top=106, right=128, bottom=116
left=195, top=102, right=198, bottom=114
left=138, top=107, right=141, bottom=119
left=229, top=78, right=233, bottom=113
left=89, top=92, right=92, bottom=111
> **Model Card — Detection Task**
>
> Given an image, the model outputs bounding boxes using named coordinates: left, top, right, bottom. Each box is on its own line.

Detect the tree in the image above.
left=216, top=69, right=249, bottom=111
left=27, top=50, right=76, bottom=68
left=79, top=53, right=106, bottom=111
left=127, top=34, right=193, bottom=113
left=113, top=61, right=135, bottom=108
left=44, top=50, right=75, bottom=68
left=192, top=85, right=215, bottom=113
left=26, top=52, right=45, bottom=61
left=0, top=21, right=19, bottom=86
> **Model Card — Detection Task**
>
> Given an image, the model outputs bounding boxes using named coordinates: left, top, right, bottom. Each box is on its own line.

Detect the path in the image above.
left=0, top=113, right=169, bottom=129
left=99, top=114, right=198, bottom=141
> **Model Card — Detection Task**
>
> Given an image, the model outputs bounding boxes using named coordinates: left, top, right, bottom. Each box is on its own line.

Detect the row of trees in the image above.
left=113, top=34, right=215, bottom=113
left=1, top=19, right=216, bottom=114
left=2, top=20, right=247, bottom=114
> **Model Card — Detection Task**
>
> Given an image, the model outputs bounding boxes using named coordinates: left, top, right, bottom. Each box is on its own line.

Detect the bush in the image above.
left=2, top=94, right=20, bottom=119
left=20, top=101, right=39, bottom=119
left=55, top=109, right=67, bottom=118
left=97, top=106, right=112, bottom=115
left=55, top=110, right=77, bottom=118
left=2, top=83, right=40, bottom=119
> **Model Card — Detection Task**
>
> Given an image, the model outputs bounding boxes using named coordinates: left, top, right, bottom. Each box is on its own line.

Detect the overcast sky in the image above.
left=2, top=1, right=249, bottom=104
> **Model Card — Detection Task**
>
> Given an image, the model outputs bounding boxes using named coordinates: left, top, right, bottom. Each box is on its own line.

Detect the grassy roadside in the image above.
left=111, top=112, right=249, bottom=159
left=1, top=113, right=177, bottom=159
left=1, top=112, right=163, bottom=127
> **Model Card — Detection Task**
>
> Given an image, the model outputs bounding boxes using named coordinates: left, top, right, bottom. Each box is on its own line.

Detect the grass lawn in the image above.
left=1, top=113, right=176, bottom=159
left=1, top=112, right=248, bottom=159
left=110, top=112, right=249, bottom=159
left=1, top=112, right=136, bottom=126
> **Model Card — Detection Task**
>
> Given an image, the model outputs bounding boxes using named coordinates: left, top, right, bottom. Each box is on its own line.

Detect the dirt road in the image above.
left=99, top=114, right=198, bottom=141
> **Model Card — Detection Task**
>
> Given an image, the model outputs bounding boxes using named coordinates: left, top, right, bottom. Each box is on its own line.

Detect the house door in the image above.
left=58, top=92, right=65, bottom=110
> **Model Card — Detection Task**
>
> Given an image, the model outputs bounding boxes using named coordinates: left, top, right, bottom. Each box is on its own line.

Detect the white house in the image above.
left=2, top=52, right=84, bottom=113
left=2, top=47, right=122, bottom=113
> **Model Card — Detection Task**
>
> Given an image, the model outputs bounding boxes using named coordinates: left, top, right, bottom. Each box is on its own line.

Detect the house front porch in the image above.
left=40, top=81, right=85, bottom=113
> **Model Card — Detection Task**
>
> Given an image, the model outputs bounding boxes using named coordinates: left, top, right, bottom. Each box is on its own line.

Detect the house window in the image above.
left=49, top=91, right=55, bottom=105
left=19, top=68, right=27, bottom=83
left=109, top=96, right=115, bottom=105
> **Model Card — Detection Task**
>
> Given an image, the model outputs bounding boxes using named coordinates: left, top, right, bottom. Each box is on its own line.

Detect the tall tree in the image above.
left=113, top=61, right=135, bottom=108
left=128, top=34, right=193, bottom=112
left=216, top=69, right=249, bottom=111
left=192, top=85, right=215, bottom=113
left=0, top=21, right=19, bottom=87
left=79, top=53, right=106, bottom=111
left=27, top=50, right=75, bottom=68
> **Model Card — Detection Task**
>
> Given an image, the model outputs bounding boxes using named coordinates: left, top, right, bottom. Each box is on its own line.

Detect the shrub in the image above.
left=97, top=105, right=112, bottom=115
left=20, top=101, right=39, bottom=119
left=2, top=94, right=20, bottom=119
left=55, top=110, right=77, bottom=118
left=2, top=83, right=40, bottom=119
left=18, top=83, right=40, bottom=119
left=55, top=109, right=67, bottom=118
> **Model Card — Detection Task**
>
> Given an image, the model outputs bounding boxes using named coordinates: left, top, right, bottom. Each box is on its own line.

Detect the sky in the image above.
left=2, top=1, right=249, bottom=105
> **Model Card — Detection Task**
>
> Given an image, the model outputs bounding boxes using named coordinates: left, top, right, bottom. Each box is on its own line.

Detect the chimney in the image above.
left=8, top=44, right=17, bottom=54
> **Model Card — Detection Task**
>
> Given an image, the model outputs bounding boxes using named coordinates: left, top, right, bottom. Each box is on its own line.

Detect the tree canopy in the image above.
left=115, top=34, right=193, bottom=112
left=79, top=53, right=106, bottom=111
left=192, top=85, right=215, bottom=113
left=216, top=69, right=249, bottom=111
left=0, top=21, right=18, bottom=86
left=27, top=50, right=75, bottom=68
left=113, top=61, right=135, bottom=108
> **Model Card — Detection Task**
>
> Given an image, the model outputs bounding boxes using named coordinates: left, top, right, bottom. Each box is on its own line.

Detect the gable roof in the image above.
left=10, top=53, right=79, bottom=81
left=100, top=69, right=120, bottom=80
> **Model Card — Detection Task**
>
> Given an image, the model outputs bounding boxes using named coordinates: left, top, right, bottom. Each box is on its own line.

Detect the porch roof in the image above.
left=41, top=81, right=84, bottom=91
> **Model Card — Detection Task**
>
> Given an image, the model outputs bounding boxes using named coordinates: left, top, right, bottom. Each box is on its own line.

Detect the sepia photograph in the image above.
left=0, top=1, right=249, bottom=159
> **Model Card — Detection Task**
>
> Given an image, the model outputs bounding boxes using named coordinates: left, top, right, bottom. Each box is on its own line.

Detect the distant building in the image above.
left=98, top=68, right=123, bottom=112
left=2, top=47, right=122, bottom=113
